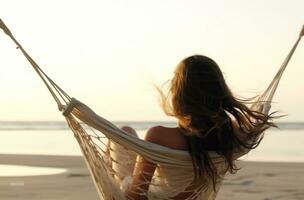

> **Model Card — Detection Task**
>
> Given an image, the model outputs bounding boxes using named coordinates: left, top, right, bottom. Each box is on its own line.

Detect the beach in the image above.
left=1, top=154, right=303, bottom=200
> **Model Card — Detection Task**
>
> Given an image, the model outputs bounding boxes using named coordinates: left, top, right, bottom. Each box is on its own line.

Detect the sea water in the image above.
left=0, top=121, right=303, bottom=162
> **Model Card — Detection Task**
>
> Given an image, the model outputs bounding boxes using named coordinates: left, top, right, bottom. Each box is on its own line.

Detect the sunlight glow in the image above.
left=0, top=0, right=303, bottom=121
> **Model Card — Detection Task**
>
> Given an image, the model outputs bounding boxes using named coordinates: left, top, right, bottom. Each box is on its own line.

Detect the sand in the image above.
left=0, top=154, right=303, bottom=200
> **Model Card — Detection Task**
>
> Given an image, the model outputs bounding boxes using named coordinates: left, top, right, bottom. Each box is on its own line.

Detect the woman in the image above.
left=117, top=55, right=276, bottom=200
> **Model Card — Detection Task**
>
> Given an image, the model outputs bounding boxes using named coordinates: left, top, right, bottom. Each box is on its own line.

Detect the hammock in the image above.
left=0, top=18, right=303, bottom=200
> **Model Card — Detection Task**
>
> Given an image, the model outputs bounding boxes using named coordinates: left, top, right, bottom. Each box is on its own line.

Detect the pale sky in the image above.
left=0, top=0, right=303, bottom=122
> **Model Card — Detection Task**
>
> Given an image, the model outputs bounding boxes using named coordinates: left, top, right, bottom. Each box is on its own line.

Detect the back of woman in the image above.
left=144, top=127, right=231, bottom=200
left=125, top=55, right=276, bottom=200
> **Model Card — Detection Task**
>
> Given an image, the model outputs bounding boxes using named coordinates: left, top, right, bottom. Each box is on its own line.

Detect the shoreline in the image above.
left=1, top=154, right=304, bottom=200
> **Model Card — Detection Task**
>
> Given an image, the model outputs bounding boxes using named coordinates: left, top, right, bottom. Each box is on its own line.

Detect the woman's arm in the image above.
left=125, top=127, right=160, bottom=200
left=125, top=157, right=156, bottom=200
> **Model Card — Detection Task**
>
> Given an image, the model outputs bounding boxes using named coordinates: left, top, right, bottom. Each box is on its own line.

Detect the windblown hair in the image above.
left=158, top=55, right=277, bottom=191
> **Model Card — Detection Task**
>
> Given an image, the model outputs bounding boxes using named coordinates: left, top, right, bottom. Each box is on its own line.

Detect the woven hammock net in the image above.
left=1, top=19, right=303, bottom=200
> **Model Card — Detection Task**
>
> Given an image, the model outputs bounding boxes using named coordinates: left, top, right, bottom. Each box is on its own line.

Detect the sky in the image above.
left=0, top=0, right=303, bottom=122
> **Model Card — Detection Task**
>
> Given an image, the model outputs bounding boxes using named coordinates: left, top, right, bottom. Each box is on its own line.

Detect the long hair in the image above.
left=157, top=55, right=277, bottom=191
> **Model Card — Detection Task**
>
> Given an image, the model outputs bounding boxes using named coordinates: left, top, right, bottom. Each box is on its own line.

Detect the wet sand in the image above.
left=1, top=154, right=303, bottom=200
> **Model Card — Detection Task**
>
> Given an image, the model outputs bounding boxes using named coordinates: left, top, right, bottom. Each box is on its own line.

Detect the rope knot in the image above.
left=62, top=98, right=78, bottom=116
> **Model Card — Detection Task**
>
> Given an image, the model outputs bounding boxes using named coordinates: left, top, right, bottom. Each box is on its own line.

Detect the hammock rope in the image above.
left=260, top=33, right=303, bottom=103
left=0, top=18, right=71, bottom=110
left=1, top=18, right=303, bottom=200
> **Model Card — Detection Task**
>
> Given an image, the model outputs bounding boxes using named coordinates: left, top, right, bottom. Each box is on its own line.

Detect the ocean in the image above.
left=0, top=121, right=304, bottom=163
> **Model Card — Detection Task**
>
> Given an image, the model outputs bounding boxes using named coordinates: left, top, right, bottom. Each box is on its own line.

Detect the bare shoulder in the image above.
left=145, top=126, right=188, bottom=150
